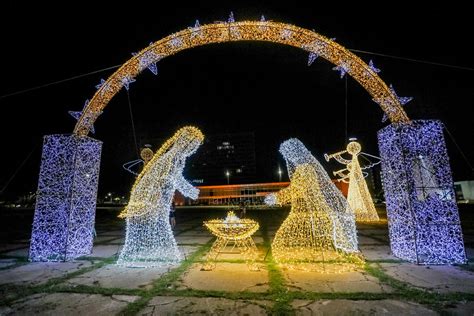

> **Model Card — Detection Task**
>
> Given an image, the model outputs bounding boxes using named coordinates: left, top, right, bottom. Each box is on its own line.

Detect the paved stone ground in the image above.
left=0, top=293, right=140, bottom=315
left=0, top=205, right=473, bottom=315
left=292, top=299, right=437, bottom=315
left=283, top=268, right=394, bottom=293
left=379, top=262, right=474, bottom=293
left=177, top=262, right=270, bottom=292
left=139, top=296, right=271, bottom=315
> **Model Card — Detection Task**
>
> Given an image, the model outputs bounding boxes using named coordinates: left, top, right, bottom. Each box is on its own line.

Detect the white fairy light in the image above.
left=117, top=126, right=204, bottom=267
left=121, top=75, right=136, bottom=90
left=378, top=120, right=466, bottom=264
left=332, top=61, right=350, bottom=78
left=326, top=141, right=380, bottom=221
left=74, top=20, right=411, bottom=136
left=189, top=20, right=203, bottom=38
left=69, top=100, right=100, bottom=134
left=368, top=60, right=381, bottom=73
left=307, top=52, right=318, bottom=66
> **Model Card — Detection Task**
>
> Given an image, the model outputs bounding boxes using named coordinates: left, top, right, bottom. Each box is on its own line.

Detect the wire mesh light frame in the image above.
left=29, top=134, right=102, bottom=261
left=378, top=120, right=466, bottom=264
left=30, top=17, right=464, bottom=265
left=73, top=19, right=409, bottom=136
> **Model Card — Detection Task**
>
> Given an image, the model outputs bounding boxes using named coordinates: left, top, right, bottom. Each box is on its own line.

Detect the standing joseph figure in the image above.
left=117, top=126, right=204, bottom=267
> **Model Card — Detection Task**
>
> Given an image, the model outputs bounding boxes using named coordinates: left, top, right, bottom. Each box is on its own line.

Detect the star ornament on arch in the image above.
left=375, top=84, right=413, bottom=123
left=189, top=20, right=203, bottom=39
left=368, top=60, right=381, bottom=73
left=307, top=52, right=318, bottom=66
left=133, top=46, right=161, bottom=76
left=69, top=99, right=102, bottom=134
left=259, top=14, right=269, bottom=32
left=228, top=11, right=235, bottom=23
left=139, top=51, right=161, bottom=76
left=332, top=62, right=350, bottom=78
left=121, top=76, right=136, bottom=91
left=95, top=78, right=110, bottom=95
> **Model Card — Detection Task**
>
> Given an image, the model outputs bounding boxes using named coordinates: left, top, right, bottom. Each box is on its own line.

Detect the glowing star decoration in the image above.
left=121, top=75, right=136, bottom=91
left=73, top=20, right=411, bottom=137
left=332, top=62, right=350, bottom=78
left=378, top=120, right=466, bottom=264
left=189, top=20, right=203, bottom=38
left=325, top=141, right=380, bottom=222
left=265, top=138, right=363, bottom=273
left=168, top=37, right=183, bottom=48
left=227, top=11, right=235, bottom=23
left=29, top=134, right=102, bottom=261
left=227, top=12, right=241, bottom=38
left=281, top=29, right=293, bottom=40
left=378, top=84, right=413, bottom=122
left=368, top=60, right=381, bottom=73
left=258, top=15, right=268, bottom=32
left=135, top=44, right=162, bottom=72
left=307, top=52, right=318, bottom=66
left=95, top=79, right=107, bottom=90
left=69, top=100, right=100, bottom=134
left=117, top=126, right=204, bottom=267
left=203, top=211, right=259, bottom=271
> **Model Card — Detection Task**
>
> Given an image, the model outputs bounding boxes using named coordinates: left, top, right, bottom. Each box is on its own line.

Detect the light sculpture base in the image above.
left=202, top=211, right=259, bottom=271
left=272, top=211, right=364, bottom=273
left=29, top=134, right=102, bottom=262
left=378, top=120, right=466, bottom=264
left=117, top=215, right=182, bottom=268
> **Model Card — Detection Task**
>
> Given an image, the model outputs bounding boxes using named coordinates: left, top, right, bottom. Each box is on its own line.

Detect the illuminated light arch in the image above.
left=73, top=20, right=410, bottom=136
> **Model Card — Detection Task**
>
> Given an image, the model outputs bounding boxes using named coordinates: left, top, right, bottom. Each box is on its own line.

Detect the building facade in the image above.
left=175, top=180, right=349, bottom=206
left=185, top=132, right=257, bottom=185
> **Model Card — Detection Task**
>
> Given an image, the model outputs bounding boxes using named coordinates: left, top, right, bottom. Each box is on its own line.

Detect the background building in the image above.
left=185, top=132, right=257, bottom=185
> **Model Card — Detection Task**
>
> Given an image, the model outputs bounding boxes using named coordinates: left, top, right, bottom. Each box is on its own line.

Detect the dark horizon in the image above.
left=1, top=7, right=473, bottom=199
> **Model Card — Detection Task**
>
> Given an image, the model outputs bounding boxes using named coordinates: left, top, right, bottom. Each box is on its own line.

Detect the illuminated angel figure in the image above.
left=117, top=126, right=204, bottom=267
left=265, top=139, right=362, bottom=272
left=325, top=141, right=380, bottom=222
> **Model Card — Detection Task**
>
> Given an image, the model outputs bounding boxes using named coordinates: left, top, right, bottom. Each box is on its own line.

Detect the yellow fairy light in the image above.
left=117, top=126, right=204, bottom=267
left=326, top=141, right=380, bottom=222
left=203, top=210, right=259, bottom=271
left=265, top=139, right=364, bottom=273
left=140, top=147, right=154, bottom=164
left=73, top=18, right=409, bottom=136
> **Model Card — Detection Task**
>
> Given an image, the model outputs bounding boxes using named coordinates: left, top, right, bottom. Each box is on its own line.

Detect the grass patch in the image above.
left=0, top=256, right=116, bottom=306
left=261, top=222, right=293, bottom=315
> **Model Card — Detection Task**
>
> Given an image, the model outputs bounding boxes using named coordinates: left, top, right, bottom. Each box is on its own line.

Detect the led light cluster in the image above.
left=117, top=126, right=204, bottom=267
left=326, top=141, right=380, bottom=222
left=265, top=139, right=363, bottom=272
left=73, top=17, right=409, bottom=136
left=203, top=211, right=259, bottom=271
left=29, top=135, right=102, bottom=261
left=378, top=120, right=466, bottom=264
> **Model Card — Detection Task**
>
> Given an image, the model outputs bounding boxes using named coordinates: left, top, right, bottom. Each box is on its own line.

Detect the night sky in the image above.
left=1, top=5, right=473, bottom=199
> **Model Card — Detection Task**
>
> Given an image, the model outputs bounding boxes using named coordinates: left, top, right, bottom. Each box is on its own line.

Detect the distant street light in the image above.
left=225, top=171, right=230, bottom=185
left=278, top=168, right=282, bottom=182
